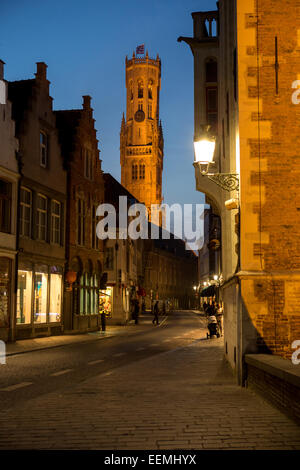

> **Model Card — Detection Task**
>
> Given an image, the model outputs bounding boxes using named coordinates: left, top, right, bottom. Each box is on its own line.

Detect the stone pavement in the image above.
left=6, top=313, right=167, bottom=357
left=0, top=333, right=299, bottom=449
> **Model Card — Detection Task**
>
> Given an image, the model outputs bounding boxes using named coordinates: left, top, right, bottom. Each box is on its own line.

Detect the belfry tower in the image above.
left=120, top=51, right=164, bottom=219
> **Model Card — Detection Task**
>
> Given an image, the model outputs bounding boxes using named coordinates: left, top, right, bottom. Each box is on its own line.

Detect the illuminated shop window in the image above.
left=0, top=258, right=11, bottom=327
left=34, top=271, right=48, bottom=323
left=49, top=273, right=62, bottom=322
left=17, top=270, right=32, bottom=324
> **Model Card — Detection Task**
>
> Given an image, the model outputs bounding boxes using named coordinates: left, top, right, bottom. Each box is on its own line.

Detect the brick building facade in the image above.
left=179, top=0, right=300, bottom=384
left=55, top=96, right=104, bottom=332
left=8, top=62, right=67, bottom=340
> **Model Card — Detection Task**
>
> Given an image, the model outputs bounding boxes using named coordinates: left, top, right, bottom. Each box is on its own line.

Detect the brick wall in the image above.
left=246, top=360, right=300, bottom=425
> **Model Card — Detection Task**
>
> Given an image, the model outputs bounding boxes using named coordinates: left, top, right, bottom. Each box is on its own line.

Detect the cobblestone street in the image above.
left=0, top=311, right=299, bottom=450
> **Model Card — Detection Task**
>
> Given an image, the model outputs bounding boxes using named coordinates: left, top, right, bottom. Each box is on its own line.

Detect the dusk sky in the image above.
left=1, top=0, right=216, bottom=211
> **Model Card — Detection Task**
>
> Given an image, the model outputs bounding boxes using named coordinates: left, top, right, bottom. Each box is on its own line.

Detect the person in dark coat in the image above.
left=152, top=300, right=159, bottom=325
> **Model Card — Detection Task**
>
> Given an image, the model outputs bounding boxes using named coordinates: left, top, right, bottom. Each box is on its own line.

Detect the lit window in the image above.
left=36, top=194, right=47, bottom=241
left=40, top=131, right=47, bottom=168
left=49, top=272, right=62, bottom=322
left=20, top=187, right=32, bottom=237
left=51, top=200, right=61, bottom=245
left=0, top=179, right=12, bottom=233
left=17, top=270, right=32, bottom=324
left=34, top=270, right=48, bottom=324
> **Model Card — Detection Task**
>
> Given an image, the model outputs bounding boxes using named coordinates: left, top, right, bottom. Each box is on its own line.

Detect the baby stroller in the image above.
left=207, top=315, right=220, bottom=339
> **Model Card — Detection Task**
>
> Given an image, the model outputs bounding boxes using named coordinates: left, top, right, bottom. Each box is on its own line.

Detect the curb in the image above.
left=6, top=315, right=168, bottom=358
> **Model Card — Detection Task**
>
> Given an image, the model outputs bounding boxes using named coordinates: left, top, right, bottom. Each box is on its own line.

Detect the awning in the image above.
left=200, top=285, right=216, bottom=297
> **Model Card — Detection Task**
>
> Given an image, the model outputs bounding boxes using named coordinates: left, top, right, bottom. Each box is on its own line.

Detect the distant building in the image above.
left=0, top=60, right=20, bottom=342
left=120, top=51, right=164, bottom=222
left=143, top=234, right=198, bottom=310
left=55, top=96, right=104, bottom=332
left=8, top=62, right=67, bottom=340
left=102, top=173, right=143, bottom=324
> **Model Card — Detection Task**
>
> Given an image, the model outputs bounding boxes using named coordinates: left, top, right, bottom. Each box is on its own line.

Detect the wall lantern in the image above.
left=65, top=271, right=77, bottom=291
left=193, top=125, right=239, bottom=192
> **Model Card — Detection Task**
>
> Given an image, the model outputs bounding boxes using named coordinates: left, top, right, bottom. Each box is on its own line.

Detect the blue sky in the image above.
left=1, top=0, right=216, bottom=209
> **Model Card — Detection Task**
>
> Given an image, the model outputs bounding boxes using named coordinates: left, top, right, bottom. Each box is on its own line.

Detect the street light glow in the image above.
left=194, top=139, right=216, bottom=165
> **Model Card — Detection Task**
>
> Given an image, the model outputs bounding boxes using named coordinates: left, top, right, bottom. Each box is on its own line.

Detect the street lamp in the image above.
left=193, top=126, right=239, bottom=192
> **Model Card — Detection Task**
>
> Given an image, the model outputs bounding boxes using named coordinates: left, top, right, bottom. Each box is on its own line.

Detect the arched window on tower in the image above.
left=148, top=80, right=153, bottom=99
left=205, top=58, right=218, bottom=133
left=138, top=80, right=143, bottom=98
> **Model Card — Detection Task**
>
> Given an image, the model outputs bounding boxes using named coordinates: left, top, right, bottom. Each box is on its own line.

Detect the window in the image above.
left=0, top=179, right=12, bottom=233
left=105, top=247, right=114, bottom=270
left=138, top=101, right=143, bottom=111
left=132, top=164, right=138, bottom=180
left=77, top=198, right=86, bottom=246
left=206, top=61, right=218, bottom=83
left=139, top=164, right=145, bottom=180
left=84, top=149, right=93, bottom=180
left=51, top=200, right=61, bottom=245
left=206, top=86, right=218, bottom=131
left=17, top=270, right=32, bottom=324
left=148, top=103, right=152, bottom=118
left=49, top=272, right=62, bottom=322
left=138, top=80, right=143, bottom=98
left=0, top=258, right=11, bottom=328
left=36, top=194, right=47, bottom=241
left=91, top=205, right=98, bottom=250
left=40, top=131, right=48, bottom=168
left=205, top=59, right=218, bottom=133
left=34, top=270, right=48, bottom=323
left=148, top=80, right=153, bottom=99
left=20, top=188, right=32, bottom=237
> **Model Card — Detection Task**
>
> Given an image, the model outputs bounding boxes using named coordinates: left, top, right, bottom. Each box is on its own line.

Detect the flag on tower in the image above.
left=136, top=44, right=145, bottom=55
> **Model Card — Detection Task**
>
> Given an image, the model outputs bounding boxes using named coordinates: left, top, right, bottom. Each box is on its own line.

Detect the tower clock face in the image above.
left=134, top=109, right=145, bottom=122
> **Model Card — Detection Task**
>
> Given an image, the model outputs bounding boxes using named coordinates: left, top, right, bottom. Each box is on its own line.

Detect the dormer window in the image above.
left=40, top=131, right=48, bottom=168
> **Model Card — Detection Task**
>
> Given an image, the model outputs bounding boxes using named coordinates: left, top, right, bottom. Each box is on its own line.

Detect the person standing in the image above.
left=152, top=300, right=159, bottom=325
left=216, top=303, right=224, bottom=336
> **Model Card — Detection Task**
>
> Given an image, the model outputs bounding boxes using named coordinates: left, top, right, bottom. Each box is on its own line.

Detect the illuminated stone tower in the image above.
left=120, top=51, right=164, bottom=219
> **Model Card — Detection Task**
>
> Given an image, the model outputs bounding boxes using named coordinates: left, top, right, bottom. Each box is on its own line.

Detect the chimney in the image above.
left=0, top=60, right=5, bottom=80
left=83, top=95, right=91, bottom=110
left=35, top=62, right=47, bottom=81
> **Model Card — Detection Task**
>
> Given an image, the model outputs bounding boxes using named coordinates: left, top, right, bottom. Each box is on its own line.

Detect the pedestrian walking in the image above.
left=152, top=300, right=159, bottom=325
left=216, top=303, right=224, bottom=336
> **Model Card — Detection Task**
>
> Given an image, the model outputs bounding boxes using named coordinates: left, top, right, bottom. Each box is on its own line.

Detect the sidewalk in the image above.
left=6, top=314, right=168, bottom=357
